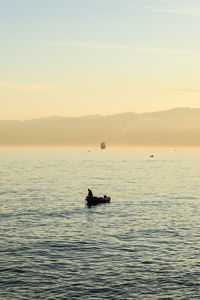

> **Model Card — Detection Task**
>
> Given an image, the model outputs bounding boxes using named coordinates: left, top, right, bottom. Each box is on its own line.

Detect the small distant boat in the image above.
left=100, top=142, right=106, bottom=149
left=85, top=195, right=111, bottom=206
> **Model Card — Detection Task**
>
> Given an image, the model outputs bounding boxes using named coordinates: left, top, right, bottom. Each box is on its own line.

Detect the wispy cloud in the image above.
left=149, top=5, right=200, bottom=16
left=0, top=40, right=200, bottom=57
left=112, top=0, right=200, bottom=16
left=171, top=88, right=200, bottom=94
left=0, top=81, right=56, bottom=92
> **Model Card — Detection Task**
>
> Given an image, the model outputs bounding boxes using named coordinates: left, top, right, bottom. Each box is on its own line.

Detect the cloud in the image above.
left=0, top=40, right=200, bottom=57
left=0, top=81, right=56, bottom=92
left=112, top=0, right=200, bottom=16
left=150, top=6, right=200, bottom=16
left=141, top=2, right=200, bottom=16
left=171, top=88, right=200, bottom=94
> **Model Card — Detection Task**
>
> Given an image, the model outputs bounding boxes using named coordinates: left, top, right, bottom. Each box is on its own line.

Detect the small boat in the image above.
left=85, top=195, right=111, bottom=206
left=100, top=142, right=106, bottom=149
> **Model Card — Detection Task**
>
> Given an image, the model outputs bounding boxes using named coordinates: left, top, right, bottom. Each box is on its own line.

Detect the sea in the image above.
left=0, top=147, right=200, bottom=300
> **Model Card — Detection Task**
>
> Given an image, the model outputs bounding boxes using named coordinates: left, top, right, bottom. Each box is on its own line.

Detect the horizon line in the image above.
left=0, top=107, right=198, bottom=122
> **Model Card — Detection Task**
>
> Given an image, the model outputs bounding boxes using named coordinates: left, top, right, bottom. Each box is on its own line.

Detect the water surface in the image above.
left=0, top=148, right=200, bottom=299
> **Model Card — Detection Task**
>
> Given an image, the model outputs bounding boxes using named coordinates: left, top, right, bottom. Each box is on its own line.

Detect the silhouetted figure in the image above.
left=88, top=189, right=93, bottom=197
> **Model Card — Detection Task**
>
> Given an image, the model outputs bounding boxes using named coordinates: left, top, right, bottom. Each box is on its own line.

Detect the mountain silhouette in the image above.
left=1, top=108, right=200, bottom=147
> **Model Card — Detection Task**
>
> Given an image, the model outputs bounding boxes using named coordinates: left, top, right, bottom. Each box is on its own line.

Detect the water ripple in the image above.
left=0, top=148, right=200, bottom=299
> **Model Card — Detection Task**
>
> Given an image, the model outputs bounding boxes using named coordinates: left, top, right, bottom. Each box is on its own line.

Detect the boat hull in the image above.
left=85, top=196, right=111, bottom=206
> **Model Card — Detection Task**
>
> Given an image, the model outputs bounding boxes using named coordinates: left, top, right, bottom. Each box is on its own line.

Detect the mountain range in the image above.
left=1, top=107, right=200, bottom=147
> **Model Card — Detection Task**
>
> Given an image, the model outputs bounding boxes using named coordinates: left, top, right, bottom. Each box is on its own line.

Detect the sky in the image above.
left=0, top=0, right=200, bottom=120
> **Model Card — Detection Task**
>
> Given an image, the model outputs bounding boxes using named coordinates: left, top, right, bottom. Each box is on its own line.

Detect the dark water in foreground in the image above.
left=0, top=148, right=200, bottom=299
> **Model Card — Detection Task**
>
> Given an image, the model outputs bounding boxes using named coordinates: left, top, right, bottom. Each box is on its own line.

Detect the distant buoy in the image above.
left=101, top=142, right=106, bottom=149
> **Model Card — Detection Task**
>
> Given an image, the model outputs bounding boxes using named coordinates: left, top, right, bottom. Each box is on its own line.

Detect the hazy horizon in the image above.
left=0, top=106, right=199, bottom=121
left=1, top=107, right=200, bottom=147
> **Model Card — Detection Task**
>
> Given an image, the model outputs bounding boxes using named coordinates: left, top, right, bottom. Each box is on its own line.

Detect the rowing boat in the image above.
left=85, top=195, right=111, bottom=206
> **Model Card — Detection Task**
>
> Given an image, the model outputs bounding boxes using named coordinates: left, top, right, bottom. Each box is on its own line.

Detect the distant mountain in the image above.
left=1, top=108, right=200, bottom=147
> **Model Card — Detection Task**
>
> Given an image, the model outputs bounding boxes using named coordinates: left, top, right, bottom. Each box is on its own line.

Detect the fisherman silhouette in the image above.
left=88, top=189, right=93, bottom=197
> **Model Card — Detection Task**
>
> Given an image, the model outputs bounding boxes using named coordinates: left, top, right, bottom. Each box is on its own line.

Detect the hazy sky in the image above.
left=0, top=0, right=200, bottom=119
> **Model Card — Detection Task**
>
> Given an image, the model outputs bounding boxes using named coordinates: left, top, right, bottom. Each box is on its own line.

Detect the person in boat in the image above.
left=88, top=189, right=93, bottom=197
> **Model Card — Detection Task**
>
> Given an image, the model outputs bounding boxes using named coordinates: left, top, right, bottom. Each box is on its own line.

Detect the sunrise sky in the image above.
left=0, top=0, right=200, bottom=120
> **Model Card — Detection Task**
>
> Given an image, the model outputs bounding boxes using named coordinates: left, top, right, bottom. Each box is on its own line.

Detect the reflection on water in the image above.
left=0, top=148, right=200, bottom=299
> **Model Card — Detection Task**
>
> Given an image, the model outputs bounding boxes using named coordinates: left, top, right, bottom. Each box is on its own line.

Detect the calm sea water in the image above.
left=0, top=148, right=200, bottom=299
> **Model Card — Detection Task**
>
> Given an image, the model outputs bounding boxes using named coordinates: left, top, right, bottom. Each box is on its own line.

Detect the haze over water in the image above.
left=0, top=148, right=200, bottom=299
